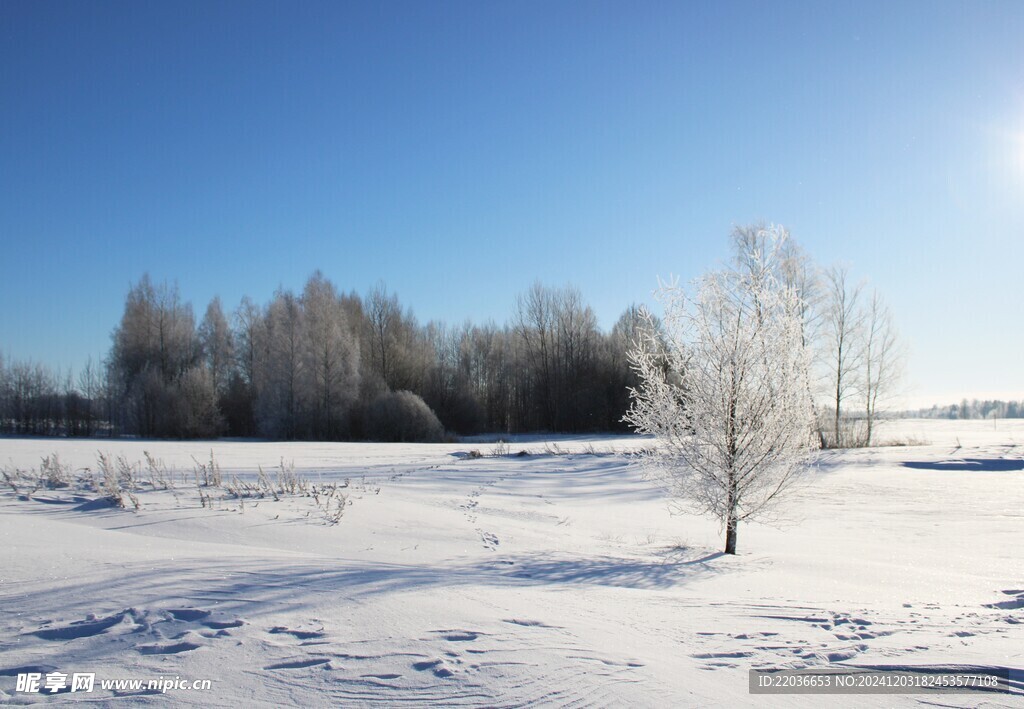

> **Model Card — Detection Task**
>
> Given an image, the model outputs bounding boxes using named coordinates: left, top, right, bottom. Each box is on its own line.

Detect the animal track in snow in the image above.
left=478, top=530, right=499, bottom=550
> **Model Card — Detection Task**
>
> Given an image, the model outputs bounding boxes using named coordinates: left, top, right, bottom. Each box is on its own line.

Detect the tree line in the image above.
left=0, top=274, right=646, bottom=440
left=0, top=354, right=104, bottom=437
left=0, top=225, right=902, bottom=444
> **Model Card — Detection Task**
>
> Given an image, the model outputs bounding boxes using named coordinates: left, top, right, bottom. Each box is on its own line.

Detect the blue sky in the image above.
left=1, top=1, right=1022, bottom=405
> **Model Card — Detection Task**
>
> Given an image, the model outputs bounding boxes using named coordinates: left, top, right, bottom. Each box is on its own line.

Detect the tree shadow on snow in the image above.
left=2, top=548, right=729, bottom=633
left=0, top=549, right=731, bottom=678
left=902, top=458, right=1024, bottom=472
left=476, top=550, right=725, bottom=589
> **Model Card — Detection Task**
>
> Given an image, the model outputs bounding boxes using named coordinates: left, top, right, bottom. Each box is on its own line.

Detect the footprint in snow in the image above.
left=412, top=659, right=454, bottom=678
left=28, top=608, right=153, bottom=641
left=692, top=651, right=753, bottom=660
left=264, top=658, right=331, bottom=670
left=0, top=665, right=57, bottom=678
left=503, top=618, right=557, bottom=628
left=31, top=614, right=127, bottom=641
left=429, top=629, right=481, bottom=642
left=156, top=607, right=247, bottom=635
left=268, top=626, right=325, bottom=640
left=138, top=641, right=202, bottom=655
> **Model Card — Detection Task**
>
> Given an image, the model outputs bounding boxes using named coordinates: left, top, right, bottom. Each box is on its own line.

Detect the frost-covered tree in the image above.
left=177, top=365, right=223, bottom=438
left=625, top=227, right=818, bottom=555
left=731, top=226, right=827, bottom=445
left=258, top=290, right=305, bottom=439
left=603, top=305, right=661, bottom=431
left=197, top=296, right=234, bottom=398
left=108, top=275, right=197, bottom=436
left=233, top=295, right=264, bottom=390
left=302, top=271, right=359, bottom=439
left=364, top=281, right=428, bottom=394
left=110, top=275, right=196, bottom=386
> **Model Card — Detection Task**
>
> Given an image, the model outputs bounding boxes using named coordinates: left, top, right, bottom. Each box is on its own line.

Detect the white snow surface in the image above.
left=0, top=421, right=1020, bottom=706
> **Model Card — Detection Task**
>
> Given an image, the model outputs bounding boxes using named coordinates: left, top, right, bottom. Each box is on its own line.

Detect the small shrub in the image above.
left=192, top=451, right=222, bottom=487
left=543, top=442, right=566, bottom=456
left=96, top=451, right=139, bottom=509
left=365, top=390, right=444, bottom=443
left=143, top=451, right=174, bottom=489
left=311, top=482, right=348, bottom=525
left=40, top=454, right=71, bottom=489
left=276, top=459, right=306, bottom=495
left=1, top=465, right=39, bottom=498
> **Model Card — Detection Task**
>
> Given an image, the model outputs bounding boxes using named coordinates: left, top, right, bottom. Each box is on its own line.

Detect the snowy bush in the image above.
left=365, top=390, right=444, bottom=442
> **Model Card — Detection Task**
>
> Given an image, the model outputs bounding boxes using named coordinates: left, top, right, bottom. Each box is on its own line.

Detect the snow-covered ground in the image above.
left=0, top=420, right=1020, bottom=706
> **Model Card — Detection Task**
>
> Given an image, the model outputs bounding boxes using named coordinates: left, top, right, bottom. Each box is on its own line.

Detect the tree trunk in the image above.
left=809, top=397, right=827, bottom=448
left=834, top=387, right=841, bottom=448
left=725, top=512, right=738, bottom=555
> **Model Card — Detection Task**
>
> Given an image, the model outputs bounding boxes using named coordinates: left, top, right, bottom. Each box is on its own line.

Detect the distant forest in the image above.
left=0, top=274, right=646, bottom=440
left=908, top=399, right=1024, bottom=420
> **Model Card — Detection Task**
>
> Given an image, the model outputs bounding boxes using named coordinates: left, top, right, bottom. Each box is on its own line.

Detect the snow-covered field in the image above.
left=0, top=420, right=1020, bottom=706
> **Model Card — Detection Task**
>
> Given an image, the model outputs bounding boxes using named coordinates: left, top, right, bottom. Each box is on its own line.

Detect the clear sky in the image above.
left=1, top=0, right=1022, bottom=407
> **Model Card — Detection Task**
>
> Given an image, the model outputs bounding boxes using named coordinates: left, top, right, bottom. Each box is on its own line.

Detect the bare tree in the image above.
left=821, top=266, right=865, bottom=447
left=625, top=228, right=818, bottom=555
left=423, top=320, right=481, bottom=432
left=465, top=322, right=514, bottom=432
left=555, top=285, right=599, bottom=430
left=513, top=282, right=558, bottom=429
left=364, top=281, right=426, bottom=393
left=862, top=290, right=901, bottom=445
left=77, top=356, right=99, bottom=436
left=365, top=281, right=401, bottom=389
